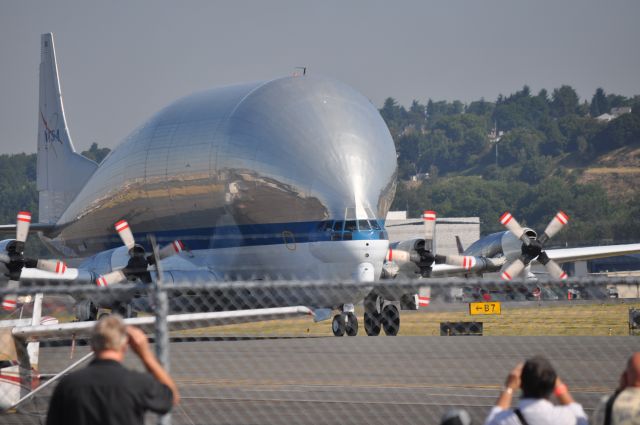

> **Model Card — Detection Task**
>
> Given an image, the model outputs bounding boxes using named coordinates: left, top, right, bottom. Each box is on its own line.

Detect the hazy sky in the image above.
left=1, top=1, right=639, bottom=154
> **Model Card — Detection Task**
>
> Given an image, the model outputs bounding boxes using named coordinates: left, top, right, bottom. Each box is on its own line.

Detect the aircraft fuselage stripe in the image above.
left=64, top=220, right=388, bottom=253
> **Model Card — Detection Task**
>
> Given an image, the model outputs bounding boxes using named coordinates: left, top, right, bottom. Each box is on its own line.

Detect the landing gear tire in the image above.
left=345, top=312, right=358, bottom=336
left=74, top=299, right=98, bottom=321
left=381, top=305, right=400, bottom=336
left=364, top=310, right=381, bottom=336
left=332, top=314, right=346, bottom=337
left=113, top=303, right=137, bottom=319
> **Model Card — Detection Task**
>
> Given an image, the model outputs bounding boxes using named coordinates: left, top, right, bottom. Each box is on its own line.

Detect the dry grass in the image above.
left=176, top=302, right=640, bottom=337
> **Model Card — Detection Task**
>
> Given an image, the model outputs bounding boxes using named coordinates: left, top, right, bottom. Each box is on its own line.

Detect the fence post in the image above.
left=150, top=235, right=170, bottom=425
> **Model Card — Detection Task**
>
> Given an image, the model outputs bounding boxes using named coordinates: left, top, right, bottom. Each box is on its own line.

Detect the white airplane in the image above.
left=2, top=32, right=640, bottom=344
left=0, top=290, right=312, bottom=411
left=385, top=210, right=640, bottom=281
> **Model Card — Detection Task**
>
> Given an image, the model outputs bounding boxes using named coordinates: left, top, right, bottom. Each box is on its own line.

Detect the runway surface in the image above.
left=4, top=336, right=639, bottom=424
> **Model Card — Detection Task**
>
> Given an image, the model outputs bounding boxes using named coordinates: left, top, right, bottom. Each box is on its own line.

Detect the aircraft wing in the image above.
left=12, top=306, right=313, bottom=342
left=543, top=243, right=640, bottom=264
left=0, top=223, right=56, bottom=236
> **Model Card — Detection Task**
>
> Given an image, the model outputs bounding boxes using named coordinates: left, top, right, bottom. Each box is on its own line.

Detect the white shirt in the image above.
left=591, top=387, right=640, bottom=425
left=484, top=398, right=588, bottom=425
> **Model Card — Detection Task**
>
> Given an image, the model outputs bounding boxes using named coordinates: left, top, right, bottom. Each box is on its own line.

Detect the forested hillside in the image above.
left=0, top=143, right=110, bottom=224
left=383, top=86, right=640, bottom=244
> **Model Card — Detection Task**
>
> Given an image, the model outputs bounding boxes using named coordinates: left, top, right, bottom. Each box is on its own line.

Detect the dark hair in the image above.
left=521, top=356, right=557, bottom=399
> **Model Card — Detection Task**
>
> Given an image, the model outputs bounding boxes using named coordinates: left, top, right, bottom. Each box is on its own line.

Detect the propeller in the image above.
left=499, top=211, right=569, bottom=281
left=95, top=220, right=185, bottom=287
left=416, top=210, right=448, bottom=277
left=1, top=211, right=67, bottom=311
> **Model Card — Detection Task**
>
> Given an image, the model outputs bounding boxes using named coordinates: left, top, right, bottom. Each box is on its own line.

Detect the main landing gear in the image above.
left=332, top=296, right=401, bottom=337
left=365, top=293, right=400, bottom=336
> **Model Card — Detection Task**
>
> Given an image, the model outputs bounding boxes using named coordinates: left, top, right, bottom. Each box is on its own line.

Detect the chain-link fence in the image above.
left=1, top=277, right=639, bottom=424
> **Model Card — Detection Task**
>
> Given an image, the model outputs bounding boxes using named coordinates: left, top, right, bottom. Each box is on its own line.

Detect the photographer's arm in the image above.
left=127, top=326, right=181, bottom=405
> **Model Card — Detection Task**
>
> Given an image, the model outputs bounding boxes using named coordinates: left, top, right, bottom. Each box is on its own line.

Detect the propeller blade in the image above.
left=158, top=240, right=185, bottom=260
left=422, top=211, right=436, bottom=252
left=16, top=211, right=32, bottom=243
left=499, top=212, right=529, bottom=245
left=385, top=247, right=410, bottom=264
left=445, top=255, right=480, bottom=271
left=500, top=258, right=526, bottom=281
left=537, top=251, right=568, bottom=280
left=95, top=270, right=127, bottom=287
left=115, top=220, right=136, bottom=250
left=543, top=259, right=568, bottom=280
left=539, top=211, right=569, bottom=244
left=35, top=259, right=68, bottom=274
left=2, top=280, right=19, bottom=311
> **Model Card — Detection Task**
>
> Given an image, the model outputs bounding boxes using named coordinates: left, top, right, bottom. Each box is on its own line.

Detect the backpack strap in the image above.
left=514, top=408, right=530, bottom=425
left=604, top=390, right=622, bottom=425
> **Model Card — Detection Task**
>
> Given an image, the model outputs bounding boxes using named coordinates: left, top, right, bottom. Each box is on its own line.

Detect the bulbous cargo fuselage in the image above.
left=52, top=76, right=397, bottom=278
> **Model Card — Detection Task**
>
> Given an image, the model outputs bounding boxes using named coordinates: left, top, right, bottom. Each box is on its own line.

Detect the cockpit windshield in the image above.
left=317, top=206, right=387, bottom=241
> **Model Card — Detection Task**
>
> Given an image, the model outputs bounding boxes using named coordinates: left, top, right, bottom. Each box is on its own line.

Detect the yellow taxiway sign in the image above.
left=469, top=301, right=501, bottom=315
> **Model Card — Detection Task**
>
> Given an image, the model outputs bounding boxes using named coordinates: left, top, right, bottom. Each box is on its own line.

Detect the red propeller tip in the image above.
left=556, top=211, right=569, bottom=225
left=173, top=240, right=185, bottom=253
left=2, top=300, right=17, bottom=310
left=115, top=220, right=129, bottom=232
left=96, top=277, right=108, bottom=287
left=422, top=211, right=436, bottom=221
left=499, top=212, right=512, bottom=225
left=463, top=256, right=476, bottom=270
left=55, top=261, right=67, bottom=274
left=501, top=271, right=512, bottom=281
left=17, top=212, right=32, bottom=223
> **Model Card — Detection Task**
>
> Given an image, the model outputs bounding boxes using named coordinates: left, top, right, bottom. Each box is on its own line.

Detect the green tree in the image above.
left=550, top=85, right=579, bottom=118
left=590, top=88, right=609, bottom=117
left=81, top=142, right=111, bottom=164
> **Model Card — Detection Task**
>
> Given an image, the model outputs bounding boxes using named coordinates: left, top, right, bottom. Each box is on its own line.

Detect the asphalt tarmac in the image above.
left=4, top=336, right=639, bottom=425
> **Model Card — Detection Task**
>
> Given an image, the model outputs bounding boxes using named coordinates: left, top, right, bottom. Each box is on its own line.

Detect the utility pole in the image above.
left=489, top=121, right=501, bottom=167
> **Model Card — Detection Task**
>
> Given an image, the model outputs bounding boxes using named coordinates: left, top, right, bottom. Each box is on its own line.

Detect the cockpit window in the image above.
left=358, top=220, right=371, bottom=230
left=332, top=221, right=344, bottom=231
left=318, top=221, right=332, bottom=231
left=345, top=220, right=357, bottom=232
left=370, top=220, right=382, bottom=230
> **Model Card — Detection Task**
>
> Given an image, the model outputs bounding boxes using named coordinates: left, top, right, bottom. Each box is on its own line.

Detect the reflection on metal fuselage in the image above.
left=49, top=76, right=397, bottom=282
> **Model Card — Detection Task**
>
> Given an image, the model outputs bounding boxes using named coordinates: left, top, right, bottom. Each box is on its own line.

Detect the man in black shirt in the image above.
left=46, top=315, right=179, bottom=425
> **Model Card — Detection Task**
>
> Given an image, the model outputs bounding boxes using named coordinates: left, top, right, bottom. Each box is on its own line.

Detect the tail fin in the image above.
left=455, top=236, right=465, bottom=254
left=37, top=33, right=98, bottom=224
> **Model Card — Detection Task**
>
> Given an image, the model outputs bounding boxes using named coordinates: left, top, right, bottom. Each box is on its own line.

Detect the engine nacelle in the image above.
left=79, top=245, right=131, bottom=276
left=500, top=228, right=537, bottom=261
left=0, top=239, right=14, bottom=277
left=465, top=228, right=537, bottom=263
left=385, top=239, right=434, bottom=277
left=0, top=239, right=15, bottom=254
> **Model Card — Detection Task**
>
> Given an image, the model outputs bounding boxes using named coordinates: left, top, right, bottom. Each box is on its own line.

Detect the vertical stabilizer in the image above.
left=37, top=33, right=98, bottom=224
